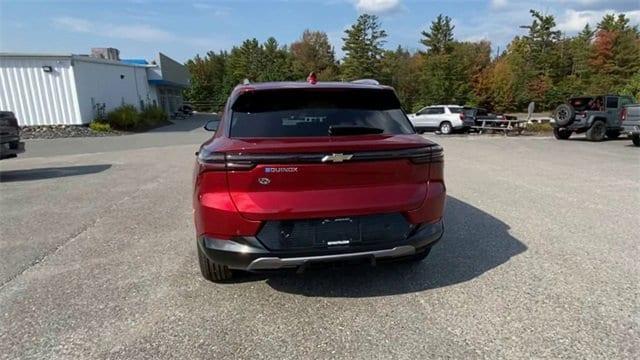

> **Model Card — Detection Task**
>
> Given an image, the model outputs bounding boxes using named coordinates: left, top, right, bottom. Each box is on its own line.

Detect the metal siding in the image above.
left=0, top=57, right=81, bottom=125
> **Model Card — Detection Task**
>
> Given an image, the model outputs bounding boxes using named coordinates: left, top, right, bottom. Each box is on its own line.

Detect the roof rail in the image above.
left=350, top=79, right=380, bottom=85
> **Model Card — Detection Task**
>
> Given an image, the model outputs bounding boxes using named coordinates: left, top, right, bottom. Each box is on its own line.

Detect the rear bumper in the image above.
left=199, top=218, right=444, bottom=271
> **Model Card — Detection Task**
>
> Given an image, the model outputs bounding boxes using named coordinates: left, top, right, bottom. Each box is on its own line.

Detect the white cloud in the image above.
left=53, top=16, right=92, bottom=33
left=491, top=0, right=509, bottom=9
left=557, top=9, right=640, bottom=32
left=104, top=25, right=173, bottom=42
left=53, top=16, right=177, bottom=43
left=353, top=0, right=402, bottom=14
left=193, top=3, right=214, bottom=10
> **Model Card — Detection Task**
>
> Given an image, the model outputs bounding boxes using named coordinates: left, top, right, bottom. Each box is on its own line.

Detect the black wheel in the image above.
left=586, top=120, right=606, bottom=141
left=198, top=245, right=233, bottom=282
left=554, top=104, right=575, bottom=126
left=553, top=127, right=572, bottom=140
left=632, top=134, right=640, bottom=146
left=606, top=130, right=621, bottom=139
left=439, top=121, right=453, bottom=135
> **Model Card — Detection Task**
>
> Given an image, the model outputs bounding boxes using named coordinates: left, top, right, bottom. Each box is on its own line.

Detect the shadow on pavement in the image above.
left=259, top=196, right=527, bottom=297
left=150, top=113, right=218, bottom=133
left=0, top=164, right=111, bottom=182
left=565, top=136, right=629, bottom=142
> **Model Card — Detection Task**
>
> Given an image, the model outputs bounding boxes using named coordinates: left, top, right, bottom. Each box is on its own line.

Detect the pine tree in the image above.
left=420, top=14, right=455, bottom=55
left=261, top=37, right=293, bottom=82
left=341, top=14, right=387, bottom=80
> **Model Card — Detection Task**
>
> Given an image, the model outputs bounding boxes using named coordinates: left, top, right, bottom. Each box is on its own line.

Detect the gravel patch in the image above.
left=20, top=125, right=129, bottom=139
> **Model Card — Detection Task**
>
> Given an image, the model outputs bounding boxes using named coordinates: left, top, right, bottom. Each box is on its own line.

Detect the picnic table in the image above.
left=471, top=118, right=527, bottom=136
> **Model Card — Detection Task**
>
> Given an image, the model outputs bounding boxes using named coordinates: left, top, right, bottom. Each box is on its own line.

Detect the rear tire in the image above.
left=606, top=130, right=621, bottom=139
left=198, top=245, right=233, bottom=282
left=632, top=134, right=640, bottom=146
left=439, top=121, right=452, bottom=135
left=586, top=120, right=606, bottom=141
left=553, top=128, right=572, bottom=140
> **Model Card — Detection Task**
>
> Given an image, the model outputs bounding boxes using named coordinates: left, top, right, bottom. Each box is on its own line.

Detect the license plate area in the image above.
left=256, top=213, right=413, bottom=251
left=317, top=218, right=358, bottom=247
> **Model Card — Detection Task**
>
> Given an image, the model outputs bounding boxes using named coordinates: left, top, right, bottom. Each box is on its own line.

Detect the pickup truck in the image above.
left=0, top=111, right=25, bottom=159
left=553, top=94, right=636, bottom=141
left=622, top=104, right=640, bottom=146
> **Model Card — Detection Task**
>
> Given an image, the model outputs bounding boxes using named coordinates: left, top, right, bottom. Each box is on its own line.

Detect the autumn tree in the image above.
left=290, top=30, right=339, bottom=80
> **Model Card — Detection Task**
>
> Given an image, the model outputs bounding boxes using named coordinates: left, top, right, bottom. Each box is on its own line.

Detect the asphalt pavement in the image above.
left=0, top=124, right=638, bottom=359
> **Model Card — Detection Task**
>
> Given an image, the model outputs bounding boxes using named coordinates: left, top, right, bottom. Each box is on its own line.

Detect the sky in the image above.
left=1, top=0, right=638, bottom=63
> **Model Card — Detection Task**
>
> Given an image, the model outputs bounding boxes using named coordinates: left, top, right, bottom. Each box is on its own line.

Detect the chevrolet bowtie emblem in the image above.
left=321, top=153, right=354, bottom=163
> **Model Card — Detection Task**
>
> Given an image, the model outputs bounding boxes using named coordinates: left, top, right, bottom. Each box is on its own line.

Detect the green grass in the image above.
left=89, top=121, right=112, bottom=132
left=525, top=122, right=554, bottom=133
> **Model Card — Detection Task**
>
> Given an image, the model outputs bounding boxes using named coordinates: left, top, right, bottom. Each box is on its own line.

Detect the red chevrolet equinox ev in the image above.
left=193, top=80, right=446, bottom=282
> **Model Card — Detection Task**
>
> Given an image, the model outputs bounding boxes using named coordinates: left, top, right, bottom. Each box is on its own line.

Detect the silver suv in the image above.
left=408, top=105, right=467, bottom=135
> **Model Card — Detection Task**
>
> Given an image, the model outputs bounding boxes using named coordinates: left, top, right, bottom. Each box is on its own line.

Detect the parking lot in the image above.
left=1, top=119, right=638, bottom=359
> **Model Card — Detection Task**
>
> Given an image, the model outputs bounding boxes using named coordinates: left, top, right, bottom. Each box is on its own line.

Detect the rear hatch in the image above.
left=221, top=87, right=440, bottom=221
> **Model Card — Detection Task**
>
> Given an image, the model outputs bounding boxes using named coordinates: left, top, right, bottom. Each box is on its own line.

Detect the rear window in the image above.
left=230, top=88, right=414, bottom=137
left=570, top=97, right=597, bottom=111
left=449, top=107, right=462, bottom=113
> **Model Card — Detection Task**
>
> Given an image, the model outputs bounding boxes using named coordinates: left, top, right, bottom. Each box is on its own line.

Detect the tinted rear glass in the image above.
left=449, top=107, right=462, bottom=113
left=230, top=89, right=414, bottom=137
left=569, top=97, right=596, bottom=111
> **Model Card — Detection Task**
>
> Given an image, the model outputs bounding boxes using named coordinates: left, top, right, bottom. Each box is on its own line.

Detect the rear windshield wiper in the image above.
left=328, top=125, right=384, bottom=136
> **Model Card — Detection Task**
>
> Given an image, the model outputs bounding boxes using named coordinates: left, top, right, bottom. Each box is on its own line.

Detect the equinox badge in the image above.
left=321, top=153, right=353, bottom=163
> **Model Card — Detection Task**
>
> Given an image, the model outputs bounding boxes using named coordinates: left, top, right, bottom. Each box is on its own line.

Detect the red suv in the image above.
left=193, top=79, right=446, bottom=282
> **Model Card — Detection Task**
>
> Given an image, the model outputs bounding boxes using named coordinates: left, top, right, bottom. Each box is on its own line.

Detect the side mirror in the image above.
left=204, top=120, right=219, bottom=132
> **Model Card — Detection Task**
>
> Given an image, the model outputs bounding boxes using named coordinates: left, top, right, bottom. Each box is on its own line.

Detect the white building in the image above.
left=0, top=49, right=189, bottom=126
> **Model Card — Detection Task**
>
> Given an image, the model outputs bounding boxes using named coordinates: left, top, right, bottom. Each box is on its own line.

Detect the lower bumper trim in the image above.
left=246, top=245, right=416, bottom=271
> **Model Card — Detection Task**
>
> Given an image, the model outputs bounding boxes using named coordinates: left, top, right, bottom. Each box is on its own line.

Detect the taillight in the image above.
left=408, top=145, right=444, bottom=164
left=197, top=149, right=226, bottom=171
left=459, top=113, right=464, bottom=120
left=621, top=108, right=627, bottom=122
left=197, top=150, right=255, bottom=172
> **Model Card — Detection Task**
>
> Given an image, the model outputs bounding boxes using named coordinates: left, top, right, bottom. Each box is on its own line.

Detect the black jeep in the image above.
left=0, top=111, right=25, bottom=159
left=552, top=95, right=636, bottom=141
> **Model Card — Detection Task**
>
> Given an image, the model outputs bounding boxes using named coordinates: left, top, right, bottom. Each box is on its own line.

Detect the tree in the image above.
left=417, top=13, right=491, bottom=108
left=261, top=37, right=293, bottom=81
left=227, top=38, right=264, bottom=84
left=184, top=51, right=229, bottom=111
left=290, top=30, right=338, bottom=80
left=379, top=46, right=423, bottom=110
left=341, top=14, right=387, bottom=80
left=523, top=10, right=562, bottom=76
left=420, top=14, right=455, bottom=55
left=589, top=13, right=640, bottom=93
